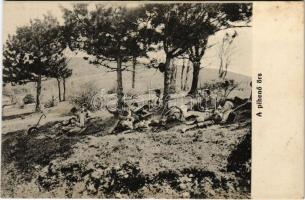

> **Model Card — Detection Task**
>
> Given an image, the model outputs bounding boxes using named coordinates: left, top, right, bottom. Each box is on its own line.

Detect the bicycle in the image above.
left=27, top=113, right=47, bottom=135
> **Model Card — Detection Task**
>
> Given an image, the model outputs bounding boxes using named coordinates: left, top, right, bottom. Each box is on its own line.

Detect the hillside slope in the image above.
left=3, top=57, right=251, bottom=104
left=1, top=114, right=251, bottom=198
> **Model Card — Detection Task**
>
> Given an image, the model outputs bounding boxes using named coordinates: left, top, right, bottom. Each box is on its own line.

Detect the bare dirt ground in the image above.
left=1, top=105, right=251, bottom=198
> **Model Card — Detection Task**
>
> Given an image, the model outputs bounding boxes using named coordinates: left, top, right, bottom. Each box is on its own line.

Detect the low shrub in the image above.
left=69, top=82, right=99, bottom=111
left=227, top=130, right=251, bottom=191
left=23, top=94, right=35, bottom=104
left=201, top=79, right=239, bottom=99
left=44, top=96, right=58, bottom=108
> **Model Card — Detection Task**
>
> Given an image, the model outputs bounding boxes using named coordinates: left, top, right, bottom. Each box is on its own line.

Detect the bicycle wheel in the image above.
left=27, top=127, right=39, bottom=135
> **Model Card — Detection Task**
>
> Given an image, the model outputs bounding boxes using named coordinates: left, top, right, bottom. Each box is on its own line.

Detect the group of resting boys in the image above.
left=60, top=89, right=236, bottom=134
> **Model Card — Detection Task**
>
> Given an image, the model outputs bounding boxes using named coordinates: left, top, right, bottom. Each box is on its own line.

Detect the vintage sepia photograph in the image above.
left=2, top=2, right=252, bottom=198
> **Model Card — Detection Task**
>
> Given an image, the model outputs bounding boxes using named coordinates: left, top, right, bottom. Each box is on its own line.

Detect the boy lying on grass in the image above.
left=180, top=100, right=235, bottom=133
left=61, top=105, right=93, bottom=134
left=108, top=98, right=169, bottom=134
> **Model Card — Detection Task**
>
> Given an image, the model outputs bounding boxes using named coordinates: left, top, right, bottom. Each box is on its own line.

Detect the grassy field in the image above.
left=1, top=111, right=251, bottom=198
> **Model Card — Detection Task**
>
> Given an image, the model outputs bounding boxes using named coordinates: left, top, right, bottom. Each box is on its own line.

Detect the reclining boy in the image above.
left=61, top=105, right=92, bottom=134
left=180, top=100, right=235, bottom=133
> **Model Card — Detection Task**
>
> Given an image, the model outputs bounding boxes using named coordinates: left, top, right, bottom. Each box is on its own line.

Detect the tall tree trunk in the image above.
left=116, top=57, right=124, bottom=113
left=35, top=75, right=42, bottom=111
left=188, top=61, right=201, bottom=95
left=132, top=56, right=136, bottom=89
left=57, top=78, right=62, bottom=102
left=184, top=60, right=191, bottom=91
left=169, top=60, right=177, bottom=94
left=180, top=60, right=185, bottom=90
left=63, top=78, right=66, bottom=101
left=219, top=58, right=223, bottom=78
left=163, top=55, right=172, bottom=108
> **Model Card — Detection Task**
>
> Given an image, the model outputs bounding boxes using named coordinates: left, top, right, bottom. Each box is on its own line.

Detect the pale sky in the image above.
left=3, top=1, right=252, bottom=77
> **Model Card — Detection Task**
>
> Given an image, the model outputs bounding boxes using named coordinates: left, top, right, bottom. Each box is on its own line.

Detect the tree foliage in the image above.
left=3, top=15, right=65, bottom=83
left=138, top=3, right=252, bottom=104
left=62, top=4, right=147, bottom=68
left=3, top=3, right=252, bottom=112
left=62, top=4, right=148, bottom=112
left=184, top=3, right=252, bottom=95
left=3, top=14, right=66, bottom=110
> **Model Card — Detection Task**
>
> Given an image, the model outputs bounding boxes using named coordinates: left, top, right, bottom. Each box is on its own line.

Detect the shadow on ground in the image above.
left=2, top=111, right=35, bottom=121
left=1, top=110, right=251, bottom=198
left=1, top=116, right=114, bottom=178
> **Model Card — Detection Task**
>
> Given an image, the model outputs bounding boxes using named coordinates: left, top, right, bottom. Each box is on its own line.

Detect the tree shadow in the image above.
left=1, top=116, right=111, bottom=179
left=2, top=111, right=35, bottom=121
left=1, top=121, right=79, bottom=180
